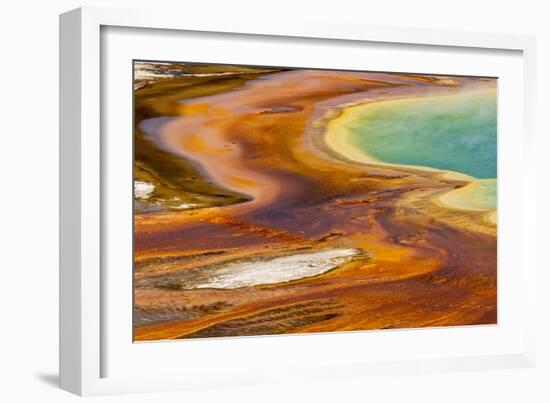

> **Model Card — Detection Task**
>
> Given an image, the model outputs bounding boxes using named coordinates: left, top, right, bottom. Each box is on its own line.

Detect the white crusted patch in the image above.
left=134, top=181, right=155, bottom=200
left=192, top=248, right=361, bottom=289
left=174, top=203, right=199, bottom=209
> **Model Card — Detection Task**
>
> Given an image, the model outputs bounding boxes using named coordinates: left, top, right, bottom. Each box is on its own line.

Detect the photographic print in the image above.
left=133, top=61, right=497, bottom=342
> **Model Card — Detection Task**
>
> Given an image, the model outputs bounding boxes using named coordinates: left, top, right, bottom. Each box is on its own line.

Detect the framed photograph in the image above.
left=60, top=6, right=537, bottom=396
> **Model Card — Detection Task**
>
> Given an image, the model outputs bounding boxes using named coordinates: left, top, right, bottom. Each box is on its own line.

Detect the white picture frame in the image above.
left=59, top=6, right=537, bottom=396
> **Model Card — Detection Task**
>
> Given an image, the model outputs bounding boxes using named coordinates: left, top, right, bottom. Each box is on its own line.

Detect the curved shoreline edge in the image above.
left=322, top=90, right=497, bottom=223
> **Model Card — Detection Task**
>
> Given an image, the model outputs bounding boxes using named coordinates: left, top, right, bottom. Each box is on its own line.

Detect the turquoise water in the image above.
left=347, top=89, right=497, bottom=179
left=443, top=179, right=497, bottom=210
left=470, top=180, right=497, bottom=209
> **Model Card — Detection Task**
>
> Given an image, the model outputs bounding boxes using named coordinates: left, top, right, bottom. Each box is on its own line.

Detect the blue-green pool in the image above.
left=346, top=89, right=497, bottom=180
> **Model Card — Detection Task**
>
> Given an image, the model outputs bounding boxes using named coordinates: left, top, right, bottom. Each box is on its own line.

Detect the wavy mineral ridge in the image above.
left=133, top=62, right=497, bottom=341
